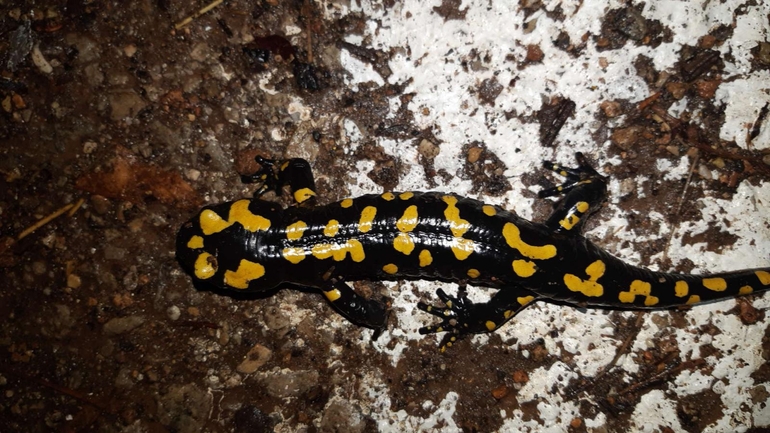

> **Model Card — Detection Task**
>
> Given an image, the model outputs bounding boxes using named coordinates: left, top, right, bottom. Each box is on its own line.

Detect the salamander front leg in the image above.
left=540, top=152, right=608, bottom=235
left=321, top=277, right=389, bottom=337
left=241, top=156, right=318, bottom=206
left=418, top=286, right=539, bottom=352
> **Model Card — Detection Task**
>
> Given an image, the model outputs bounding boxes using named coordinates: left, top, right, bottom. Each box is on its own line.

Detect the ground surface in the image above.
left=1, top=1, right=769, bottom=432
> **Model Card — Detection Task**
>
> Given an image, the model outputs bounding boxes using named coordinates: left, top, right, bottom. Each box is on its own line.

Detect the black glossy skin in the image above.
left=176, top=155, right=770, bottom=350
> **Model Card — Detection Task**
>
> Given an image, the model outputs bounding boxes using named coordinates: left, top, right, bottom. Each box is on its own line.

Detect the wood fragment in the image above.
left=18, top=203, right=75, bottom=240
left=174, top=0, right=224, bottom=30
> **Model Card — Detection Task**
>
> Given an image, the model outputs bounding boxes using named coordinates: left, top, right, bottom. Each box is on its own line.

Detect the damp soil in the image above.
left=1, top=1, right=769, bottom=433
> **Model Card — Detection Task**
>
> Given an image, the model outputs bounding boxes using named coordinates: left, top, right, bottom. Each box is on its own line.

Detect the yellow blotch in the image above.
left=576, top=201, right=590, bottom=212
left=381, top=192, right=395, bottom=201
left=450, top=238, right=475, bottom=260
left=675, top=281, right=689, bottom=297
left=223, top=259, right=265, bottom=289
left=485, top=321, right=497, bottom=331
left=504, top=310, right=514, bottom=319
left=323, top=220, right=340, bottom=237
left=517, top=295, right=535, bottom=306
left=383, top=263, right=398, bottom=275
left=194, top=253, right=217, bottom=280
left=442, top=195, right=471, bottom=237
left=187, top=235, right=204, bottom=249
left=419, top=249, right=433, bottom=267
left=340, top=198, right=354, bottom=208
left=393, top=233, right=415, bottom=255
left=282, top=247, right=306, bottom=264
left=285, top=221, right=307, bottom=241
left=502, top=223, right=557, bottom=260
left=739, top=285, right=753, bottom=295
left=687, top=295, right=701, bottom=305
left=467, top=269, right=480, bottom=278
left=229, top=200, right=271, bottom=232
left=293, top=187, right=316, bottom=203
left=311, top=240, right=366, bottom=262
left=358, top=206, right=377, bottom=233
left=512, top=260, right=537, bottom=278
left=702, top=278, right=727, bottom=292
left=396, top=205, right=419, bottom=232
left=199, top=209, right=230, bottom=235
left=558, top=214, right=580, bottom=230
left=399, top=192, right=414, bottom=200
left=618, top=280, right=659, bottom=306
left=324, top=288, right=342, bottom=302
left=482, top=205, right=496, bottom=216
left=563, top=260, right=606, bottom=297
left=756, top=270, right=770, bottom=285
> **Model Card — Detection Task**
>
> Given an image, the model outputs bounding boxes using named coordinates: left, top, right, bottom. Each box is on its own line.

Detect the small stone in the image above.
left=611, top=126, right=643, bottom=150
left=187, top=306, right=200, bottom=317
left=123, top=44, right=137, bottom=57
left=695, top=80, right=720, bottom=99
left=665, top=145, right=680, bottom=156
left=418, top=139, right=440, bottom=159
left=467, top=147, right=483, bottom=163
left=67, top=273, right=82, bottom=289
left=525, top=44, right=544, bottom=63
left=103, top=315, right=145, bottom=335
left=167, top=305, right=181, bottom=321
left=236, top=344, right=273, bottom=374
left=31, top=44, right=53, bottom=74
left=83, top=140, right=98, bottom=154
left=666, top=82, right=688, bottom=100
left=698, top=164, right=712, bottom=179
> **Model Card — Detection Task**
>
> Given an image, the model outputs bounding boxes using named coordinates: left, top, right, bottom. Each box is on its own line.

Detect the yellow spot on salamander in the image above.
left=687, top=295, right=701, bottom=305
left=194, top=253, right=217, bottom=280
left=485, top=321, right=496, bottom=331
left=502, top=223, right=557, bottom=260
left=323, top=220, right=340, bottom=237
left=618, top=280, right=659, bottom=306
left=187, top=235, right=204, bottom=249
left=739, top=285, right=753, bottom=295
left=383, top=263, right=398, bottom=274
left=504, top=310, right=514, bottom=319
left=286, top=221, right=307, bottom=241
left=482, top=205, right=496, bottom=216
left=393, top=232, right=415, bottom=255
left=223, top=259, right=265, bottom=289
left=467, top=268, right=480, bottom=278
left=702, top=278, right=727, bottom=292
left=199, top=209, right=230, bottom=235
left=381, top=192, right=395, bottom=201
left=512, top=260, right=536, bottom=278
left=340, top=198, right=354, bottom=208
left=399, top=192, right=414, bottom=200
left=563, top=260, right=606, bottom=297
left=282, top=247, right=306, bottom=264
left=419, top=249, right=433, bottom=267
left=293, top=187, right=316, bottom=203
left=517, top=295, right=535, bottom=306
left=576, top=201, right=590, bottom=213
left=229, top=200, right=271, bottom=232
left=450, top=238, right=474, bottom=260
left=558, top=214, right=581, bottom=230
left=756, top=270, right=770, bottom=285
left=397, top=205, right=419, bottom=232
left=199, top=201, right=272, bottom=235
left=675, top=281, right=689, bottom=297
left=324, top=288, right=342, bottom=302
left=358, top=206, right=377, bottom=233
left=442, top=195, right=470, bottom=237
left=311, top=240, right=366, bottom=262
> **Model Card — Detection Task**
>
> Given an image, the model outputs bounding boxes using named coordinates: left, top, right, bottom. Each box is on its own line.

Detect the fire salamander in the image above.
left=176, top=154, right=770, bottom=350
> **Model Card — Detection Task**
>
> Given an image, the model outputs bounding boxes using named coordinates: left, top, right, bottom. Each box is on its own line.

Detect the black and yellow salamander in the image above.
left=176, top=154, right=770, bottom=350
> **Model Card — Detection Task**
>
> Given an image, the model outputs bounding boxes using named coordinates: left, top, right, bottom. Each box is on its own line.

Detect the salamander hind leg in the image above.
left=322, top=277, right=390, bottom=337
left=241, top=156, right=317, bottom=205
left=540, top=152, right=608, bottom=235
left=418, top=286, right=539, bottom=352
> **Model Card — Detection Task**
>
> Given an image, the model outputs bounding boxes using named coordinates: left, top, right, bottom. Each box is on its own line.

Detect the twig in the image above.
left=174, top=0, right=224, bottom=30
left=18, top=203, right=75, bottom=240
